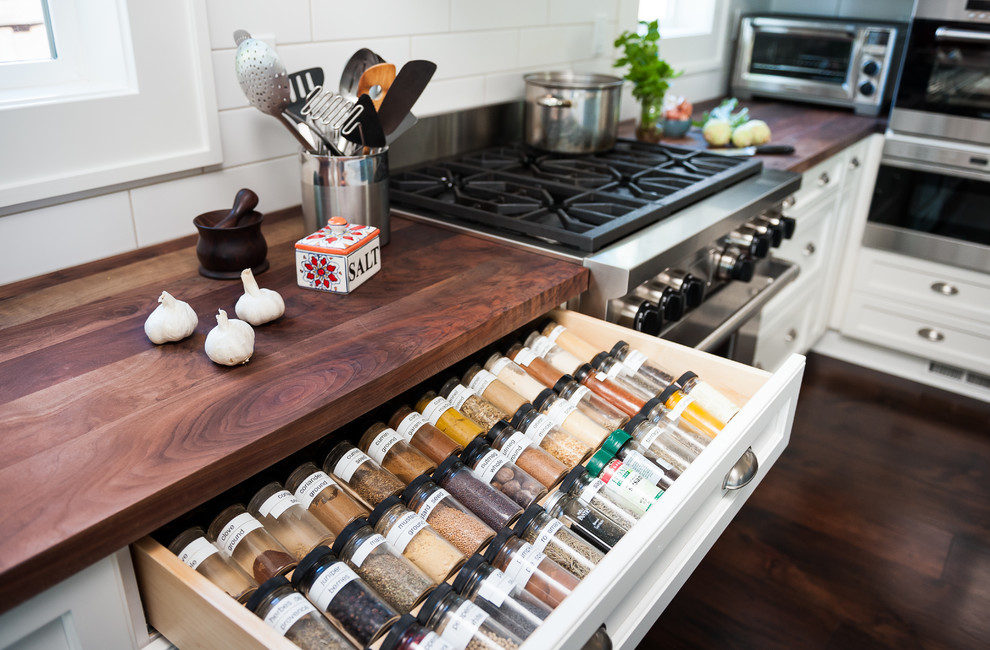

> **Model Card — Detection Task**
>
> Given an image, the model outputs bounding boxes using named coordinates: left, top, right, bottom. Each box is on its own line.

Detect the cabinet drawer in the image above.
left=785, top=153, right=845, bottom=214
left=774, top=200, right=835, bottom=279
left=755, top=298, right=814, bottom=372
left=132, top=309, right=805, bottom=650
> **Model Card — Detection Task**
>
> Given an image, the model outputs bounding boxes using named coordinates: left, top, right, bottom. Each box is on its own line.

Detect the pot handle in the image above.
left=537, top=94, right=572, bottom=108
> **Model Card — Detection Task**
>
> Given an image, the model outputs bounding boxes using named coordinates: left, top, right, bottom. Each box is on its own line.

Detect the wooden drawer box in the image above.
left=132, top=309, right=805, bottom=650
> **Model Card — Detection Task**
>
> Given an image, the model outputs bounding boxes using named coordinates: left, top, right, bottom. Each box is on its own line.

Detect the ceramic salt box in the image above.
left=295, top=216, right=381, bottom=293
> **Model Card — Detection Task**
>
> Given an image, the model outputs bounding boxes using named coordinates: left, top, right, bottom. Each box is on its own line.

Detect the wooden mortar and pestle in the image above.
left=193, top=188, right=269, bottom=279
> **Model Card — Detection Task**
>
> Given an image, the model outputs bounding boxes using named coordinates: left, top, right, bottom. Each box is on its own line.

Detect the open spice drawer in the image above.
left=131, top=308, right=805, bottom=650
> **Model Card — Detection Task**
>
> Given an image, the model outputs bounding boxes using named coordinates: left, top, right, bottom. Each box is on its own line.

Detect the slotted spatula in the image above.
left=285, top=67, right=324, bottom=124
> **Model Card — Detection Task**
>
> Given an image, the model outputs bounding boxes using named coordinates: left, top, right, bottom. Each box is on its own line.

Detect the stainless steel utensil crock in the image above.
left=524, top=72, right=624, bottom=154
left=300, top=148, right=391, bottom=244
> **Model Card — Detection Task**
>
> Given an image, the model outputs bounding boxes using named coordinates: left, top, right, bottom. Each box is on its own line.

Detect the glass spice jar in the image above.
left=285, top=462, right=370, bottom=536
left=416, top=583, right=524, bottom=650
left=451, top=554, right=553, bottom=641
left=608, top=340, right=674, bottom=394
left=589, top=352, right=660, bottom=401
left=485, top=420, right=567, bottom=488
left=637, top=397, right=716, bottom=456
left=416, top=390, right=486, bottom=447
left=389, top=405, right=463, bottom=466
left=324, top=441, right=406, bottom=508
left=439, top=378, right=507, bottom=432
left=483, top=353, right=546, bottom=402
left=290, top=545, right=398, bottom=647
left=675, top=370, right=742, bottom=426
left=543, top=490, right=627, bottom=551
left=459, top=437, right=547, bottom=509
left=207, top=504, right=297, bottom=584
left=432, top=456, right=523, bottom=531
left=552, top=374, right=629, bottom=432
left=653, top=382, right=724, bottom=439
left=540, top=320, right=601, bottom=365
left=586, top=449, right=664, bottom=516
left=531, top=387, right=610, bottom=449
left=511, top=504, right=604, bottom=580
left=523, top=332, right=586, bottom=377
left=623, top=413, right=701, bottom=473
left=331, top=518, right=436, bottom=613
left=245, top=576, right=356, bottom=650
left=247, top=482, right=336, bottom=561
left=462, top=365, right=528, bottom=418
left=510, top=404, right=592, bottom=469
left=380, top=613, right=456, bottom=650
left=482, top=529, right=580, bottom=610
left=601, top=429, right=680, bottom=490
left=368, top=496, right=466, bottom=583
left=558, top=466, right=641, bottom=532
left=400, top=475, right=496, bottom=556
left=168, top=527, right=257, bottom=603
left=573, top=363, right=646, bottom=418
left=359, top=422, right=437, bottom=484
left=505, top=343, right=564, bottom=389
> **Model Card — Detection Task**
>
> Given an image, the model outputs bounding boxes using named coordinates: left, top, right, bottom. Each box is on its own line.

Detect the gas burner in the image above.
left=458, top=148, right=529, bottom=170
left=527, top=157, right=622, bottom=188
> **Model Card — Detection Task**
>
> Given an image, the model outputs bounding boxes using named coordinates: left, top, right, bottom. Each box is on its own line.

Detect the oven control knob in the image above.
left=726, top=226, right=770, bottom=258
left=862, top=60, right=881, bottom=76
left=717, top=247, right=755, bottom=283
left=750, top=218, right=783, bottom=247
left=858, top=80, right=876, bottom=96
left=780, top=216, right=796, bottom=239
left=613, top=298, right=662, bottom=336
left=656, top=286, right=685, bottom=323
left=653, top=270, right=706, bottom=310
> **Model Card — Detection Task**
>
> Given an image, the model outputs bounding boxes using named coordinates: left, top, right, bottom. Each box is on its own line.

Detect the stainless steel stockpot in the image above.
left=524, top=72, right=624, bottom=154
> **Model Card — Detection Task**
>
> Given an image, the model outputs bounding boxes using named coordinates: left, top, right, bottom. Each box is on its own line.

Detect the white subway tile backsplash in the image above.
left=519, top=24, right=596, bottom=68
left=548, top=0, right=618, bottom=24
left=313, top=0, right=451, bottom=41
left=450, top=1, right=550, bottom=31
left=411, top=30, right=520, bottom=80
left=276, top=38, right=412, bottom=99
left=205, top=0, right=312, bottom=48
left=219, top=108, right=299, bottom=168
left=412, top=76, right=486, bottom=116
left=484, top=70, right=531, bottom=105
left=212, top=49, right=248, bottom=111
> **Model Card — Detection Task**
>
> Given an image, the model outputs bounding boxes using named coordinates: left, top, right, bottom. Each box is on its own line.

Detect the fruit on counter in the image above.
left=662, top=96, right=692, bottom=121
left=702, top=119, right=732, bottom=147
left=205, top=309, right=255, bottom=366
left=235, top=268, right=285, bottom=326
left=144, top=291, right=198, bottom=344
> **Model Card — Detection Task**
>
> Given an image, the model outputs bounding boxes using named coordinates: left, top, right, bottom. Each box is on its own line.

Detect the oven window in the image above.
left=749, top=32, right=850, bottom=84
left=869, top=164, right=990, bottom=246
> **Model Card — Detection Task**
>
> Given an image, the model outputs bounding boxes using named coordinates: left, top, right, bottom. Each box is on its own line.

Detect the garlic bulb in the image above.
left=235, top=268, right=285, bottom=326
left=205, top=309, right=255, bottom=366
left=145, top=291, right=198, bottom=344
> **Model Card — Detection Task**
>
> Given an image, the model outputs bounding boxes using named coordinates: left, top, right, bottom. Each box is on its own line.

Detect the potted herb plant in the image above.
left=614, top=19, right=682, bottom=143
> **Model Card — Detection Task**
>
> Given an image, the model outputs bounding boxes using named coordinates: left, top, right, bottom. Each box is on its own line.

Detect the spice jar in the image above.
left=389, top=405, right=463, bottom=466
left=558, top=466, right=641, bottom=532
left=485, top=420, right=567, bottom=488
left=552, top=374, right=629, bottom=432
left=451, top=554, right=553, bottom=641
left=637, top=397, right=715, bottom=456
left=623, top=414, right=700, bottom=473
left=652, top=382, right=724, bottom=439
left=586, top=449, right=663, bottom=516
left=331, top=518, right=436, bottom=613
left=459, top=437, right=547, bottom=509
left=675, top=370, right=741, bottom=426
left=543, top=490, right=627, bottom=551
left=483, top=353, right=546, bottom=402
left=506, top=343, right=564, bottom=389
left=207, top=504, right=297, bottom=583
left=601, top=429, right=680, bottom=490
left=439, top=378, right=507, bottom=432
left=432, top=456, right=523, bottom=531
left=531, top=387, right=610, bottom=449
left=462, top=365, right=528, bottom=417
left=512, top=504, right=604, bottom=580
left=416, top=390, right=486, bottom=447
left=401, top=475, right=495, bottom=556
left=368, top=496, right=466, bottom=583
left=359, top=422, right=437, bottom=483
left=608, top=340, right=674, bottom=393
left=290, top=545, right=398, bottom=646
left=417, top=583, right=524, bottom=650
left=247, top=482, right=335, bottom=561
left=540, top=320, right=601, bottom=365
left=589, top=352, right=659, bottom=401
left=285, top=462, right=370, bottom=536
left=168, top=527, right=257, bottom=603
left=482, top=529, right=580, bottom=610
left=510, top=404, right=591, bottom=469
left=324, top=441, right=406, bottom=507
left=380, top=613, right=456, bottom=650
left=573, top=362, right=646, bottom=418
left=523, top=332, right=586, bottom=376
left=245, top=576, right=356, bottom=650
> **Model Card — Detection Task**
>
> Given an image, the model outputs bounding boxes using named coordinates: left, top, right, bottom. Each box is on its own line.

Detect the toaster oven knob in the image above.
left=862, top=60, right=881, bottom=76
left=858, top=80, right=876, bottom=97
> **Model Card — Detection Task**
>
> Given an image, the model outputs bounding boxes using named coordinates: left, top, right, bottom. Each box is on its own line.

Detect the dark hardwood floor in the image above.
left=640, top=353, right=990, bottom=650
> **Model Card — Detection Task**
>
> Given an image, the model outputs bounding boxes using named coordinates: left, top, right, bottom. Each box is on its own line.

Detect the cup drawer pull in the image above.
left=931, top=282, right=959, bottom=296
left=724, top=447, right=759, bottom=491
left=918, top=327, right=945, bottom=342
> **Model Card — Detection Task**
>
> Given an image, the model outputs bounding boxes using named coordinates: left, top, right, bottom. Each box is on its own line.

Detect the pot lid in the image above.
left=524, top=71, right=624, bottom=90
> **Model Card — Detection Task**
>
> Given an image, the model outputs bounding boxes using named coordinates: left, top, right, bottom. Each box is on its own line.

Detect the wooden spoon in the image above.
left=214, top=188, right=259, bottom=228
left=357, top=63, right=396, bottom=111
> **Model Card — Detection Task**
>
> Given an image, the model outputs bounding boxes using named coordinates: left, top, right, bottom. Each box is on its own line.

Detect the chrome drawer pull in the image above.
left=931, top=282, right=959, bottom=296
left=803, top=243, right=816, bottom=256
left=918, top=327, right=945, bottom=342
left=817, top=172, right=830, bottom=187
left=724, top=447, right=759, bottom=491
left=783, top=195, right=796, bottom=208
left=849, top=157, right=860, bottom=169
left=784, top=328, right=798, bottom=343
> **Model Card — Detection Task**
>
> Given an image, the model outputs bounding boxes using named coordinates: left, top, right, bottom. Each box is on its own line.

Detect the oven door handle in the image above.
left=695, top=259, right=801, bottom=353
left=935, top=27, right=990, bottom=44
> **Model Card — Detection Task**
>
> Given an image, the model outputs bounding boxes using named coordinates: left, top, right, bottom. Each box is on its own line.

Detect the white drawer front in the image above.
left=774, top=200, right=835, bottom=279
left=785, top=154, right=845, bottom=215
left=755, top=298, right=814, bottom=371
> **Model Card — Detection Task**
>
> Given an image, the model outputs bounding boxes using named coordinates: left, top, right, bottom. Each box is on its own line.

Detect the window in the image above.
left=0, top=0, right=55, bottom=63
left=639, top=0, right=717, bottom=39
left=638, top=0, right=729, bottom=74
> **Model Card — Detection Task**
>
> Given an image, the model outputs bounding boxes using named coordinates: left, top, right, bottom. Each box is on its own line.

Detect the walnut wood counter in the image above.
left=0, top=212, right=588, bottom=612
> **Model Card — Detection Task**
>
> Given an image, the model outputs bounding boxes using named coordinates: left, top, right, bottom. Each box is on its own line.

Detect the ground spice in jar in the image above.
left=540, top=321, right=603, bottom=366
left=245, top=576, right=356, bottom=650
left=452, top=554, right=553, bottom=641
left=168, top=527, right=257, bottom=603
left=482, top=530, right=579, bottom=610
left=359, top=422, right=437, bottom=483
left=483, top=353, right=546, bottom=402
left=248, top=481, right=336, bottom=560
left=401, top=475, right=496, bottom=556
left=432, top=456, right=523, bottom=531
left=658, top=381, right=725, bottom=438
left=531, top=388, right=610, bottom=449
left=573, top=363, right=646, bottom=418
left=207, top=504, right=297, bottom=583
left=486, top=420, right=567, bottom=489
left=369, top=496, right=466, bottom=584
left=510, top=405, right=591, bottom=469
left=552, top=374, right=629, bottom=432
left=440, top=378, right=507, bottom=432
left=506, top=344, right=564, bottom=388
left=590, top=351, right=660, bottom=401
left=608, top=340, right=674, bottom=393
left=389, top=405, right=463, bottom=465
left=460, top=437, right=546, bottom=509
left=416, top=390, right=486, bottom=447
left=285, top=462, right=369, bottom=536
left=462, top=365, right=529, bottom=417
left=324, top=441, right=405, bottom=507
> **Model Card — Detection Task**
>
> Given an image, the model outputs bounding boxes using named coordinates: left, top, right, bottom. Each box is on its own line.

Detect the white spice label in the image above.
left=528, top=335, right=555, bottom=358
left=385, top=510, right=428, bottom=553
left=499, top=431, right=533, bottom=463
left=667, top=394, right=695, bottom=423
left=689, top=381, right=740, bottom=423
left=523, top=412, right=556, bottom=444
left=636, top=424, right=664, bottom=450
left=564, top=385, right=591, bottom=405
left=474, top=449, right=510, bottom=483
left=622, top=450, right=669, bottom=486
left=415, top=487, right=451, bottom=519
left=263, top=592, right=317, bottom=636
left=420, top=632, right=455, bottom=650
left=216, top=512, right=264, bottom=557
left=477, top=570, right=512, bottom=607
left=467, top=369, right=498, bottom=394
left=501, top=542, right=545, bottom=588
left=545, top=324, right=566, bottom=342
left=543, top=398, right=577, bottom=426
left=177, top=536, right=218, bottom=571
left=621, top=349, right=648, bottom=373
left=293, top=471, right=338, bottom=509
left=396, top=411, right=429, bottom=440
left=603, top=362, right=624, bottom=381
left=487, top=356, right=512, bottom=376
left=368, top=427, right=404, bottom=464
left=442, top=600, right=489, bottom=650
left=513, top=347, right=538, bottom=367
left=350, top=533, right=387, bottom=567
left=422, top=396, right=454, bottom=426
left=257, top=490, right=299, bottom=520
left=333, top=447, right=372, bottom=482
left=578, top=477, right=607, bottom=505
left=445, top=384, right=476, bottom=410
left=529, top=518, right=565, bottom=555
left=307, top=561, right=359, bottom=611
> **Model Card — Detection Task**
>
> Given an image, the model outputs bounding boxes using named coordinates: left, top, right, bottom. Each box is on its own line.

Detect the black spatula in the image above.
left=377, top=60, right=437, bottom=135
left=341, top=93, right=387, bottom=148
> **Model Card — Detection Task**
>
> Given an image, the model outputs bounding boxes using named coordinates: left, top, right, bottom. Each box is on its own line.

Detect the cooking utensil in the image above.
left=523, top=72, right=623, bottom=154
left=386, top=111, right=418, bottom=145
left=357, top=63, right=396, bottom=110
left=339, top=48, right=385, bottom=101
left=214, top=188, right=259, bottom=228
left=710, top=144, right=796, bottom=156
left=377, top=60, right=437, bottom=136
left=233, top=30, right=317, bottom=154
left=285, top=67, right=324, bottom=123
left=341, top=94, right=386, bottom=148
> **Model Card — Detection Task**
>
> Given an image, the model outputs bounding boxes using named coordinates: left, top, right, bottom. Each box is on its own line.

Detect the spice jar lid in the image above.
left=379, top=613, right=420, bottom=650
left=552, top=374, right=575, bottom=395
left=459, top=435, right=489, bottom=467
left=510, top=403, right=534, bottom=429
left=485, top=420, right=513, bottom=445
left=586, top=449, right=616, bottom=478
left=559, top=465, right=586, bottom=495
left=330, top=517, right=369, bottom=557
left=609, top=341, right=629, bottom=358
left=438, top=376, right=461, bottom=399
left=400, top=474, right=433, bottom=505
left=450, top=553, right=488, bottom=595
left=574, top=363, right=595, bottom=383
left=245, top=575, right=290, bottom=613
left=637, top=396, right=663, bottom=420
left=658, top=384, right=680, bottom=405
left=543, top=490, right=566, bottom=514
left=433, top=455, right=463, bottom=484
left=675, top=371, right=698, bottom=388
left=290, top=545, right=335, bottom=590
left=590, top=351, right=611, bottom=371
left=511, top=503, right=546, bottom=537
left=532, top=388, right=556, bottom=411
left=482, top=528, right=516, bottom=565
left=368, top=495, right=402, bottom=528
left=415, top=583, right=455, bottom=627
left=602, top=429, right=632, bottom=456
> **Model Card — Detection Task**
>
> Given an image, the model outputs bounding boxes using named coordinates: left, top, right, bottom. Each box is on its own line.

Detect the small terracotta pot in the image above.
left=193, top=210, right=268, bottom=280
